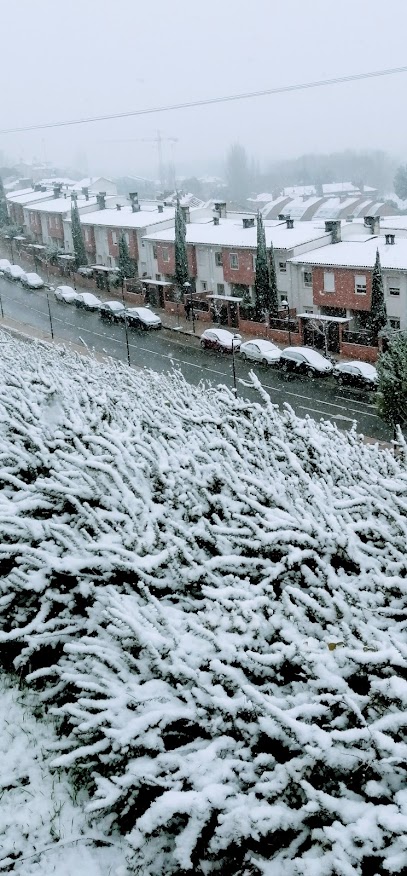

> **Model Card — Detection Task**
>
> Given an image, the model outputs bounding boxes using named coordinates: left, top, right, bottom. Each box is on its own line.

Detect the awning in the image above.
left=207, top=294, right=244, bottom=302
left=142, top=279, right=173, bottom=287
left=297, top=313, right=351, bottom=323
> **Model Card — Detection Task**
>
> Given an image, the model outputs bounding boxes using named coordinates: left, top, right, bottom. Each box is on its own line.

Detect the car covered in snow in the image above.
left=75, top=292, right=102, bottom=311
left=333, top=360, right=378, bottom=389
left=20, top=271, right=44, bottom=289
left=239, top=339, right=281, bottom=365
left=279, top=346, right=333, bottom=377
left=200, top=328, right=242, bottom=352
left=3, top=264, right=26, bottom=281
left=0, top=258, right=11, bottom=274
left=54, top=285, right=79, bottom=304
left=100, top=300, right=126, bottom=321
left=125, top=307, right=162, bottom=330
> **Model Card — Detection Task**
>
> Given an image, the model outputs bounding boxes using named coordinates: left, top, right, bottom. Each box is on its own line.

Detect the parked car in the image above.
left=4, top=264, right=26, bottom=281
left=54, top=285, right=79, bottom=304
left=239, top=339, right=281, bottom=365
left=200, top=328, right=242, bottom=352
left=279, top=346, right=333, bottom=377
left=125, top=307, right=162, bottom=330
left=333, top=361, right=378, bottom=389
left=20, top=271, right=44, bottom=289
left=75, top=292, right=102, bottom=311
left=0, top=259, right=11, bottom=273
left=100, top=300, right=126, bottom=321
left=77, top=266, right=94, bottom=278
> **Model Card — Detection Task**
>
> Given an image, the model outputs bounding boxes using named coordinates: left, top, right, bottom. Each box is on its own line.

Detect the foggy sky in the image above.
left=2, top=0, right=407, bottom=178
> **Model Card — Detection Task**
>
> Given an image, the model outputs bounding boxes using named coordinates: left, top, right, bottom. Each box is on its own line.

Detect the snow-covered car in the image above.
left=77, top=266, right=94, bottom=278
left=239, top=339, right=281, bottom=365
left=54, top=285, right=79, bottom=304
left=125, top=307, right=162, bottom=330
left=0, top=258, right=11, bottom=273
left=20, top=271, right=44, bottom=289
left=100, top=300, right=126, bottom=321
left=333, top=360, right=378, bottom=389
left=200, top=329, right=242, bottom=352
left=279, top=346, right=333, bottom=377
left=3, top=264, right=26, bottom=281
left=75, top=292, right=102, bottom=311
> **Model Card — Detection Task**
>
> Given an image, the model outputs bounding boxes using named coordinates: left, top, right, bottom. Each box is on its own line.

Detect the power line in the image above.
left=1, top=65, right=407, bottom=135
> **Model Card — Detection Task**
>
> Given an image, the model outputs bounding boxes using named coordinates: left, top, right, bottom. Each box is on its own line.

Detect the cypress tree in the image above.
left=117, top=231, right=135, bottom=280
left=174, top=198, right=189, bottom=291
left=254, top=211, right=269, bottom=321
left=71, top=200, right=87, bottom=269
left=377, top=333, right=407, bottom=430
left=268, top=242, right=279, bottom=317
left=367, top=249, right=387, bottom=343
left=0, top=176, right=9, bottom=227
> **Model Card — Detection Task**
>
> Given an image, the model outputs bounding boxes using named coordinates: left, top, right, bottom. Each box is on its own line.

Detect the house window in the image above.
left=389, top=317, right=401, bottom=330
left=162, top=247, right=170, bottom=262
left=304, top=270, right=312, bottom=286
left=279, top=261, right=287, bottom=273
left=323, top=271, right=335, bottom=293
left=155, top=274, right=161, bottom=281
left=153, top=245, right=157, bottom=259
left=215, top=252, right=222, bottom=267
left=217, top=283, right=225, bottom=294
left=229, top=253, right=239, bottom=270
left=304, top=307, right=314, bottom=313
left=111, top=231, right=118, bottom=245
left=252, top=254, right=256, bottom=271
left=201, top=281, right=207, bottom=291
left=389, top=286, right=400, bottom=296
left=355, top=274, right=367, bottom=295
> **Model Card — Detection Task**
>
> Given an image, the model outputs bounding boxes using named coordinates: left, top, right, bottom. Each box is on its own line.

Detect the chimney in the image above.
left=71, top=191, right=78, bottom=202
left=129, top=192, right=140, bottom=212
left=181, top=205, right=190, bottom=224
left=34, top=183, right=42, bottom=191
left=346, top=214, right=354, bottom=223
left=96, top=192, right=106, bottom=210
left=157, top=203, right=164, bottom=213
left=242, top=217, right=255, bottom=228
left=53, top=184, right=62, bottom=199
left=278, top=213, right=286, bottom=221
left=116, top=203, right=122, bottom=211
left=286, top=217, right=294, bottom=229
left=364, top=215, right=380, bottom=236
left=325, top=219, right=341, bottom=243
left=213, top=216, right=220, bottom=225
left=40, top=185, right=47, bottom=192
left=385, top=233, right=395, bottom=245
left=82, top=186, right=89, bottom=201
left=213, top=201, right=226, bottom=218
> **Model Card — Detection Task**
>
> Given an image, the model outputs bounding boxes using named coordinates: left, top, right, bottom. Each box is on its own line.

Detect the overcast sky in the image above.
left=2, top=0, right=407, bottom=177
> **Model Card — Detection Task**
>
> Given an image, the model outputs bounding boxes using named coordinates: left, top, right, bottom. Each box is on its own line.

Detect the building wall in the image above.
left=23, top=208, right=43, bottom=242
left=312, top=266, right=373, bottom=311
left=222, top=248, right=255, bottom=285
left=156, top=243, right=197, bottom=278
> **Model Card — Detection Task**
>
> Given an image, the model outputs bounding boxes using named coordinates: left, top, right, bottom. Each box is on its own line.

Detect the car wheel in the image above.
left=200, top=340, right=206, bottom=348
left=337, top=375, right=344, bottom=385
left=262, top=357, right=269, bottom=366
left=240, top=352, right=247, bottom=361
left=281, top=361, right=288, bottom=372
left=306, top=367, right=314, bottom=378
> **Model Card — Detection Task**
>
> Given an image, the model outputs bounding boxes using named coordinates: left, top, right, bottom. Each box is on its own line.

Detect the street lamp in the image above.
left=231, top=334, right=240, bottom=394
left=281, top=298, right=291, bottom=345
left=183, top=281, right=195, bottom=334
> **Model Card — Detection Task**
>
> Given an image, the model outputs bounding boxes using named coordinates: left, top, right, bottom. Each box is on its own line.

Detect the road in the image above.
left=0, top=275, right=392, bottom=442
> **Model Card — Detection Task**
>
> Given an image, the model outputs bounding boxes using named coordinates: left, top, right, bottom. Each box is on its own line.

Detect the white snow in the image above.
left=291, top=237, right=407, bottom=270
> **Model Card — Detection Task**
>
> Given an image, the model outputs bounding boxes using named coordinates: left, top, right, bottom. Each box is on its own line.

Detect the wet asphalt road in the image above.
left=0, top=275, right=392, bottom=443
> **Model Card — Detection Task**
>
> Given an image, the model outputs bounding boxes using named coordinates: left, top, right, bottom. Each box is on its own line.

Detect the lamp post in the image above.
left=231, top=334, right=239, bottom=394
left=281, top=298, right=291, bottom=345
left=184, top=281, right=195, bottom=334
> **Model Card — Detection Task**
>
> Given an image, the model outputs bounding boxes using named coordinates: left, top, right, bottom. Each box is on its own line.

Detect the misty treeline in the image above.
left=223, top=144, right=399, bottom=203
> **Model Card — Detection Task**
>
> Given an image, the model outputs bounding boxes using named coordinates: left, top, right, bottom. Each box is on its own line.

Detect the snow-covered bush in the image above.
left=0, top=331, right=406, bottom=875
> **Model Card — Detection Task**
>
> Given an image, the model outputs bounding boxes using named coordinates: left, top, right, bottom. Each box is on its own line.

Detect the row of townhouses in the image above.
left=6, top=184, right=407, bottom=337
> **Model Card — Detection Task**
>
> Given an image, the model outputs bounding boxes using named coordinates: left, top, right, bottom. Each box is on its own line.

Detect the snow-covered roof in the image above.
left=25, top=196, right=98, bottom=214
left=6, top=189, right=55, bottom=206
left=79, top=205, right=175, bottom=229
left=322, top=182, right=359, bottom=195
left=73, top=176, right=113, bottom=188
left=143, top=218, right=330, bottom=250
left=312, top=197, right=361, bottom=220
left=281, top=196, right=322, bottom=219
left=290, top=237, right=407, bottom=271
left=284, top=185, right=316, bottom=197
left=247, top=192, right=275, bottom=203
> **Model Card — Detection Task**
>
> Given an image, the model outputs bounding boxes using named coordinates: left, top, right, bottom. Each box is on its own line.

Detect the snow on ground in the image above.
left=0, top=675, right=127, bottom=874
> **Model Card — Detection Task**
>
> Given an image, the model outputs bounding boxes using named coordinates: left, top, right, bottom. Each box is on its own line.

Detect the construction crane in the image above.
left=103, top=130, right=178, bottom=187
